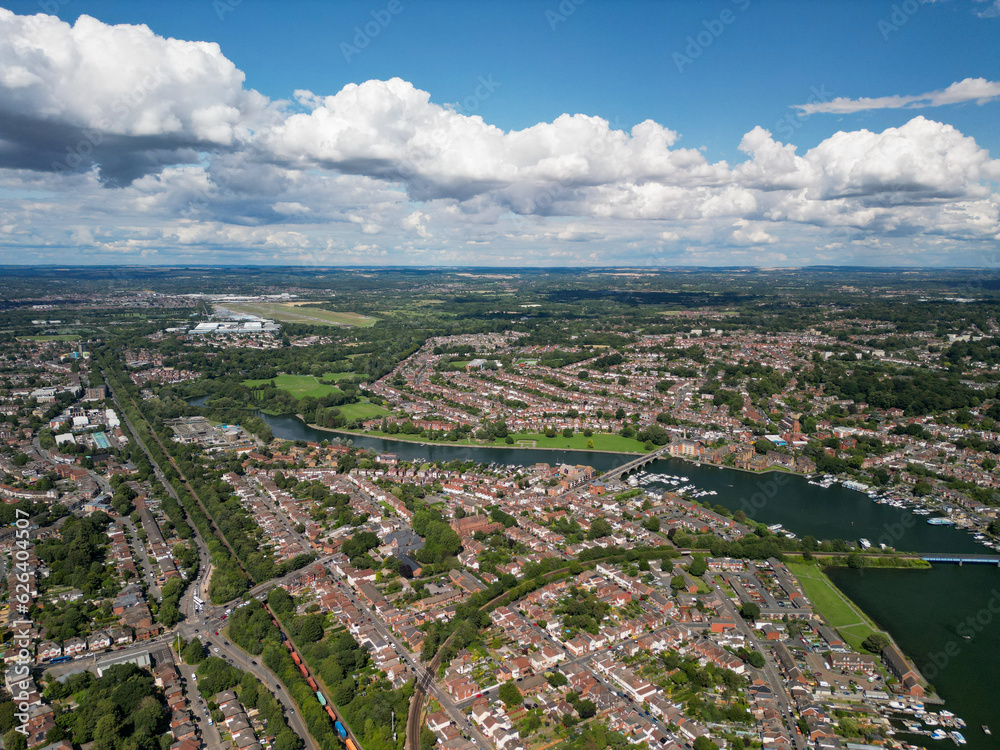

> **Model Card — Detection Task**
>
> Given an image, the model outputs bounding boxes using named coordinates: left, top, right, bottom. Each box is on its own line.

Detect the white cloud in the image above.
left=793, top=77, right=1000, bottom=115
left=0, top=9, right=274, bottom=185
left=0, top=9, right=999, bottom=266
left=975, top=0, right=1000, bottom=18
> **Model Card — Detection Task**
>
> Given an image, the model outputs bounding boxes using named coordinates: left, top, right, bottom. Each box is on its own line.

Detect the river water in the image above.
left=202, top=401, right=998, bottom=746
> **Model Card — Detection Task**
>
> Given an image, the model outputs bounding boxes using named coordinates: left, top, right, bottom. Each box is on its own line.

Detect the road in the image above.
left=323, top=568, right=491, bottom=750
left=713, top=581, right=805, bottom=750
left=177, top=616, right=321, bottom=750
left=103, top=367, right=319, bottom=750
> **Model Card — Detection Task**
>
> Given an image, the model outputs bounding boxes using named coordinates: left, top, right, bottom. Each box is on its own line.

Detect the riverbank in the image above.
left=296, top=420, right=652, bottom=456
left=786, top=560, right=888, bottom=652
left=787, top=561, right=938, bottom=702
left=784, top=554, right=933, bottom=570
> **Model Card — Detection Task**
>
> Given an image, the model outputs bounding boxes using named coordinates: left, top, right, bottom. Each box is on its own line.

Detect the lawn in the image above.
left=319, top=371, right=357, bottom=382
left=336, top=401, right=392, bottom=421
left=493, top=432, right=651, bottom=453
left=18, top=334, right=81, bottom=342
left=243, top=374, right=342, bottom=399
left=219, top=301, right=377, bottom=327
left=787, top=561, right=884, bottom=651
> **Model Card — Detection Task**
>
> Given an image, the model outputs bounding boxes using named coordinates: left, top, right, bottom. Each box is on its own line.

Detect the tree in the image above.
left=739, top=602, right=761, bottom=621
left=862, top=633, right=890, bottom=654
left=420, top=725, right=438, bottom=750
left=0, top=702, right=15, bottom=733
left=746, top=651, right=766, bottom=668
left=688, top=555, right=708, bottom=577
left=587, top=518, right=612, bottom=539
left=577, top=699, right=596, bottom=719
left=183, top=638, right=206, bottom=664
left=846, top=551, right=866, bottom=569
left=3, top=729, right=26, bottom=750
left=693, top=736, right=718, bottom=750
left=498, top=680, right=523, bottom=708
left=670, top=575, right=686, bottom=591
left=545, top=671, right=568, bottom=687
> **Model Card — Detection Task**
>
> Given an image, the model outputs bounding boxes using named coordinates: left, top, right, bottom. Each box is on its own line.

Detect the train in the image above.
left=262, top=600, right=356, bottom=747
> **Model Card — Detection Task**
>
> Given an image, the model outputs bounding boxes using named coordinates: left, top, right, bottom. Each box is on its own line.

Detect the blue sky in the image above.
left=0, top=0, right=998, bottom=266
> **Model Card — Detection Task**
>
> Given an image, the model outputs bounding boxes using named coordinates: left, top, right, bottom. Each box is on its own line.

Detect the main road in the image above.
left=102, top=365, right=319, bottom=750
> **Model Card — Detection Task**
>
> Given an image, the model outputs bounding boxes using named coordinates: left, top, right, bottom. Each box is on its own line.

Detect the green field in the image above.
left=219, top=301, right=378, bottom=327
left=343, top=428, right=650, bottom=453
left=492, top=432, right=650, bottom=453
left=335, top=401, right=392, bottom=421
left=243, top=374, right=343, bottom=399
left=320, top=371, right=357, bottom=382
left=787, top=561, right=884, bottom=651
left=18, top=334, right=80, bottom=342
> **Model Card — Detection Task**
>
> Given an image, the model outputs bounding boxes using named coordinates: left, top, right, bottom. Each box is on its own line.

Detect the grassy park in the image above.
left=787, top=561, right=885, bottom=652
left=243, top=374, right=343, bottom=399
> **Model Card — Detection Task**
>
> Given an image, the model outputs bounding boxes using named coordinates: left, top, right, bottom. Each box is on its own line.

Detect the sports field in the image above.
left=219, top=301, right=377, bottom=327
left=337, top=401, right=392, bottom=421
left=787, top=561, right=884, bottom=651
left=243, top=374, right=343, bottom=399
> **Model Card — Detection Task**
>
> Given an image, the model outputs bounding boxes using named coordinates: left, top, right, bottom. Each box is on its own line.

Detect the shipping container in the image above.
left=291, top=652, right=301, bottom=665
left=346, top=739, right=359, bottom=750
left=325, top=705, right=337, bottom=722
left=335, top=720, right=347, bottom=739
left=298, top=663, right=309, bottom=678
left=316, top=691, right=327, bottom=707
left=307, top=677, right=318, bottom=691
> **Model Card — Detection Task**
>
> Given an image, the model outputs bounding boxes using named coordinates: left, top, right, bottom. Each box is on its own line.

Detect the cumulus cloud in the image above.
left=0, top=9, right=273, bottom=185
left=793, top=77, right=1000, bottom=115
left=1, top=9, right=999, bottom=265
left=261, top=77, right=730, bottom=209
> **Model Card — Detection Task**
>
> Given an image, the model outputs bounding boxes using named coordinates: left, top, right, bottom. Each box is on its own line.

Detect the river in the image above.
left=201, top=400, right=998, bottom=746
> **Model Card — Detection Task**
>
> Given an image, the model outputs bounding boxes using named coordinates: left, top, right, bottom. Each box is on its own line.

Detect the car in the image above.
left=476, top=693, right=483, bottom=698
left=194, top=628, right=199, bottom=632
left=251, top=660, right=257, bottom=665
left=215, top=631, right=219, bottom=635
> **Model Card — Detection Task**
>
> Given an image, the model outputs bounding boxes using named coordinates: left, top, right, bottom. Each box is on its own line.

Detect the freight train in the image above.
left=262, top=600, right=357, bottom=747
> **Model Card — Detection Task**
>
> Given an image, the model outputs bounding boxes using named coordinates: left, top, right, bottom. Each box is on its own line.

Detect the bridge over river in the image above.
left=920, top=553, right=1000, bottom=565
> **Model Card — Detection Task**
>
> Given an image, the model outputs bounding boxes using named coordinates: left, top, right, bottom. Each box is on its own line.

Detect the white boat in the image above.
left=950, top=731, right=966, bottom=745
left=929, top=729, right=946, bottom=741
left=859, top=538, right=872, bottom=549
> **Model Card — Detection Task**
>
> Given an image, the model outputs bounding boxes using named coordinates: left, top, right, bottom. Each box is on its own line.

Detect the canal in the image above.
left=208, top=402, right=998, bottom=746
